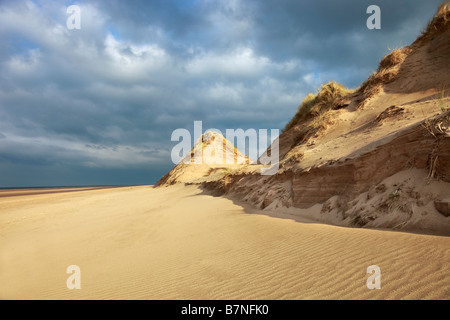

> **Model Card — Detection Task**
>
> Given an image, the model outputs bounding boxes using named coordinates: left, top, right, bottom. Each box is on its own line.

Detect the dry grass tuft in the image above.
left=355, top=3, right=450, bottom=109
left=310, top=82, right=353, bottom=116
left=423, top=113, right=450, bottom=138
left=356, top=47, right=412, bottom=109
left=284, top=82, right=353, bottom=132
left=378, top=48, right=412, bottom=71
left=421, top=109, right=450, bottom=181
left=418, top=2, right=450, bottom=43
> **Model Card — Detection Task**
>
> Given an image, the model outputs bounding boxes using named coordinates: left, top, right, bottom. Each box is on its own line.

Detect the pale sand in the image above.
left=0, top=185, right=449, bottom=300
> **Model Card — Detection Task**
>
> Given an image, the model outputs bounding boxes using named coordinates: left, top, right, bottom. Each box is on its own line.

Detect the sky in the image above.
left=0, top=0, right=444, bottom=187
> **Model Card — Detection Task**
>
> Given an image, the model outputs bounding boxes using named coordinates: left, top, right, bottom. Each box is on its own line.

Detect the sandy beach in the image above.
left=0, top=185, right=449, bottom=300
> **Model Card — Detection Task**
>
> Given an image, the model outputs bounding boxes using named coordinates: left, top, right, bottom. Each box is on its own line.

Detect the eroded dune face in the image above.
left=156, top=7, right=450, bottom=234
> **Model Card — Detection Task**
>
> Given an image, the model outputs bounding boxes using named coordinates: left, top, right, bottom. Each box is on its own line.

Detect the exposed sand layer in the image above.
left=1, top=186, right=449, bottom=300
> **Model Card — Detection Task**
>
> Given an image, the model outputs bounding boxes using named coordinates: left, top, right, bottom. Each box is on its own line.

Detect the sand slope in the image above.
left=1, top=186, right=449, bottom=300
left=156, top=28, right=450, bottom=234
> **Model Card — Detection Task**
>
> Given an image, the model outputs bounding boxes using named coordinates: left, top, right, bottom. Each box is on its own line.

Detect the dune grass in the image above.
left=356, top=46, right=412, bottom=108
left=286, top=2, right=450, bottom=127
left=419, top=1, right=450, bottom=42
left=284, top=82, right=353, bottom=132
left=356, top=2, right=450, bottom=108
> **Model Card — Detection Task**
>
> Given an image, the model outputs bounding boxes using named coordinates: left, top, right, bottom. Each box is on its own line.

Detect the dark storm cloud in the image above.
left=90, top=0, right=256, bottom=54
left=0, top=0, right=444, bottom=186
left=91, top=0, right=443, bottom=72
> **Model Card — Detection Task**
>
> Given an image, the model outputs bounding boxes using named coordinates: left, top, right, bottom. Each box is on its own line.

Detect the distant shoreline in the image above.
left=0, top=184, right=148, bottom=189
left=0, top=185, right=148, bottom=198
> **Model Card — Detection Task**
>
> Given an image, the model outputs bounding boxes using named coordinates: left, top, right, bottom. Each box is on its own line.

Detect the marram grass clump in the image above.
left=418, top=1, right=450, bottom=42
left=284, top=82, right=353, bottom=132
left=356, top=46, right=412, bottom=108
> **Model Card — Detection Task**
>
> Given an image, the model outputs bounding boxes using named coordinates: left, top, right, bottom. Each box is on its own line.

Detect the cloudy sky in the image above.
left=0, top=0, right=443, bottom=187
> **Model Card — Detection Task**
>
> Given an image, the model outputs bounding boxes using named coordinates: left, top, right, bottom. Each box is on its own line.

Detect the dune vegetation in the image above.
left=284, top=81, right=354, bottom=132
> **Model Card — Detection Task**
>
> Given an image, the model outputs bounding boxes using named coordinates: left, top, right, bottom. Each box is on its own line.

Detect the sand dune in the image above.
left=1, top=185, right=449, bottom=300
left=156, top=24, right=450, bottom=234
